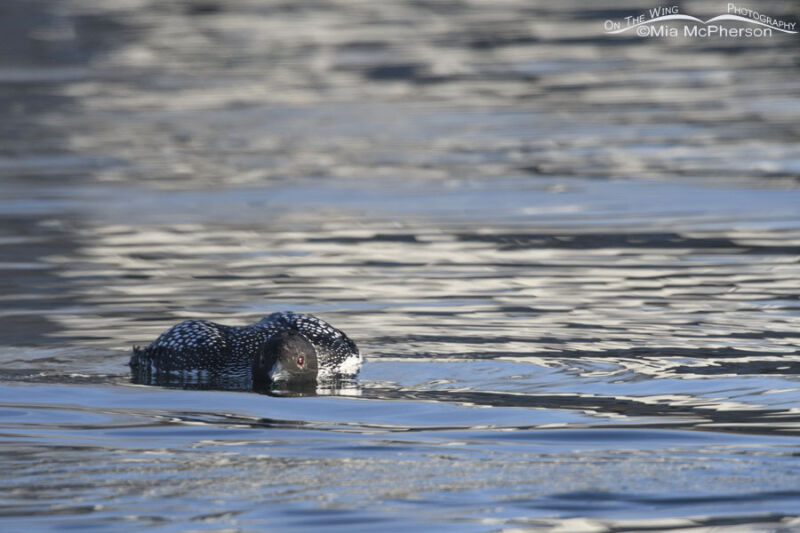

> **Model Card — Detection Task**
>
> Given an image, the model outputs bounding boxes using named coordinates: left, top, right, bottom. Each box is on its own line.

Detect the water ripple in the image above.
left=1, top=0, right=799, bottom=529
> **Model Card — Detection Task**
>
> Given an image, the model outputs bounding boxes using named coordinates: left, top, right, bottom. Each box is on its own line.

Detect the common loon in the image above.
left=130, top=312, right=361, bottom=389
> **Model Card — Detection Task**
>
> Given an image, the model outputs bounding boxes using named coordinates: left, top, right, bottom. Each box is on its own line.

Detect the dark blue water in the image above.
left=1, top=0, right=799, bottom=530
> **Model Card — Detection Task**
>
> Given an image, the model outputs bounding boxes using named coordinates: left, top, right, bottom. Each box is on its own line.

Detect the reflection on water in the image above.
left=1, top=0, right=799, bottom=530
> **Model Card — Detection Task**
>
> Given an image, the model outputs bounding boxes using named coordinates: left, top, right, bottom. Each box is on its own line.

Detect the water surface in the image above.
left=1, top=0, right=799, bottom=530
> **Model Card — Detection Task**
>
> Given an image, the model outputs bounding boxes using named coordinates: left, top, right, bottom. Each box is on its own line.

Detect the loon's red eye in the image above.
left=297, top=355, right=304, bottom=367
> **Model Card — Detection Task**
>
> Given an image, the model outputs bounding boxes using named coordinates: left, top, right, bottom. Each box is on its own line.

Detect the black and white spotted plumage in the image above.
left=130, top=312, right=361, bottom=387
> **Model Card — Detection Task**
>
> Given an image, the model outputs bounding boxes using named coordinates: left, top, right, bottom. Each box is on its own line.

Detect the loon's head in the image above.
left=253, top=330, right=319, bottom=387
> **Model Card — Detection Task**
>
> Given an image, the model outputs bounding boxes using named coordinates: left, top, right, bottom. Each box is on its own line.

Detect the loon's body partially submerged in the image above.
left=130, top=312, right=361, bottom=390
